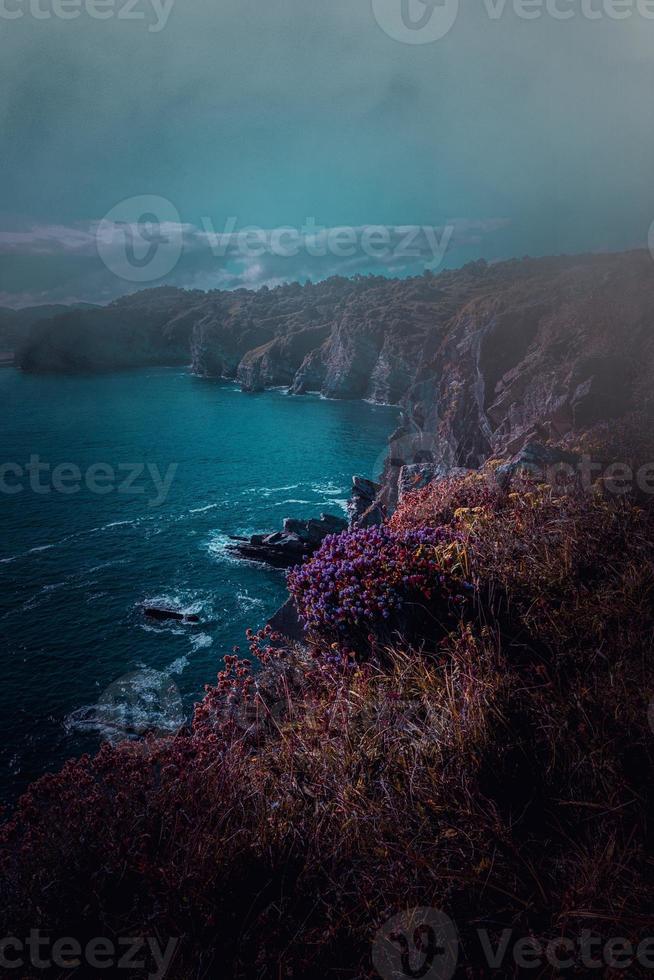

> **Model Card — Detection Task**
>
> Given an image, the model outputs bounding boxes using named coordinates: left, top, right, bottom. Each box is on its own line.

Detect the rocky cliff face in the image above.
left=16, top=252, right=654, bottom=493
left=381, top=250, right=654, bottom=505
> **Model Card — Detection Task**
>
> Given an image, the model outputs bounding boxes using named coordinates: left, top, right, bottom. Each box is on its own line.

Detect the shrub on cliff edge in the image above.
left=288, top=525, right=472, bottom=660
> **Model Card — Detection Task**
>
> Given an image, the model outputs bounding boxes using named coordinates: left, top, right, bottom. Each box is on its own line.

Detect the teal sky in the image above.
left=1, top=0, right=653, bottom=305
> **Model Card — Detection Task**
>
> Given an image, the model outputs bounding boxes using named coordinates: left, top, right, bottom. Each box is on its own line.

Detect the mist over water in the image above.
left=0, top=367, right=397, bottom=803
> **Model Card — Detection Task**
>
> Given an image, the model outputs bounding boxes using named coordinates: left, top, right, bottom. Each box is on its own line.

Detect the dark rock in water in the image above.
left=348, top=476, right=383, bottom=528
left=228, top=513, right=347, bottom=568
left=267, top=597, right=305, bottom=643
left=143, top=606, right=200, bottom=624
left=495, top=442, right=580, bottom=488
left=231, top=532, right=306, bottom=568
left=283, top=513, right=347, bottom=544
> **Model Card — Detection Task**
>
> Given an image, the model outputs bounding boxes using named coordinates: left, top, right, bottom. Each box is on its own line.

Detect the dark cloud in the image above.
left=1, top=0, right=653, bottom=303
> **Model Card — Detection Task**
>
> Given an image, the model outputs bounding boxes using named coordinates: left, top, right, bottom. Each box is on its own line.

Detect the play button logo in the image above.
left=372, top=0, right=459, bottom=44
left=372, top=907, right=458, bottom=980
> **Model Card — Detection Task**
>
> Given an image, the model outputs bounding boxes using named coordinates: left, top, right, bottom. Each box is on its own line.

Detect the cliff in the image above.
left=5, top=255, right=654, bottom=977
left=16, top=252, right=654, bottom=486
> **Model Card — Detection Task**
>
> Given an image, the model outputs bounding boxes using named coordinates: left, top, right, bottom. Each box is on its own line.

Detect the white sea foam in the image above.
left=243, top=484, right=300, bottom=496
left=65, top=668, right=185, bottom=742
left=189, top=503, right=219, bottom=514
left=86, top=559, right=128, bottom=574
left=190, top=632, right=213, bottom=651
left=140, top=622, right=186, bottom=636
left=205, top=532, right=262, bottom=566
left=1, top=519, right=142, bottom=567
left=311, top=482, right=343, bottom=495
left=21, top=581, right=68, bottom=611
left=236, top=591, right=265, bottom=612
left=140, top=592, right=207, bottom=619
left=205, top=532, right=241, bottom=564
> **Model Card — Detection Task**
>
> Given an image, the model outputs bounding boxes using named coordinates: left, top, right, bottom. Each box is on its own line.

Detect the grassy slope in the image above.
left=1, top=457, right=653, bottom=978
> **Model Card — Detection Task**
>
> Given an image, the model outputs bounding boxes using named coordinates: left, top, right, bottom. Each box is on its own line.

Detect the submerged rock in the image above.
left=143, top=605, right=200, bottom=624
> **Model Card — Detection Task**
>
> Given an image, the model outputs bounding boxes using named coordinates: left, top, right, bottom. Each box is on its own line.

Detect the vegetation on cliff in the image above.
left=2, top=451, right=653, bottom=978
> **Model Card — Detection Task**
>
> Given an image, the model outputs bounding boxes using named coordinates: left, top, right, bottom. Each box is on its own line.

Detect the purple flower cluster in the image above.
left=288, top=525, right=458, bottom=639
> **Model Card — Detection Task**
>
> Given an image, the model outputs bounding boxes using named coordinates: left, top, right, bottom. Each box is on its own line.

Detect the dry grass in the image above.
left=1, top=463, right=653, bottom=978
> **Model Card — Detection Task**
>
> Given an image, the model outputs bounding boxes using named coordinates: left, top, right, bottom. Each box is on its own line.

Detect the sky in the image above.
left=1, top=0, right=653, bottom=306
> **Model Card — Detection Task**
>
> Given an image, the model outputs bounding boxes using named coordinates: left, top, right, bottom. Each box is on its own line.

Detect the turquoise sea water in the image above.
left=0, top=367, right=398, bottom=804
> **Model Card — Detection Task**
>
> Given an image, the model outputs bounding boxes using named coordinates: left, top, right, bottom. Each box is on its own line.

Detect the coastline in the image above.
left=0, top=369, right=397, bottom=804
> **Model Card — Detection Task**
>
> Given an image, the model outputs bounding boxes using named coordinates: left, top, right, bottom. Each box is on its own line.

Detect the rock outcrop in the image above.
left=143, top=605, right=200, bottom=624
left=228, top=513, right=347, bottom=568
left=347, top=477, right=384, bottom=528
left=494, top=443, right=581, bottom=489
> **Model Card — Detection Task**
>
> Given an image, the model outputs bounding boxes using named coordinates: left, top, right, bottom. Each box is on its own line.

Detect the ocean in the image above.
left=0, top=366, right=398, bottom=804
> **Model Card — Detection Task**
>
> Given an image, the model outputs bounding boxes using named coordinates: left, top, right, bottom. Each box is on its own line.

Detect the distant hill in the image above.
left=0, top=303, right=99, bottom=357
